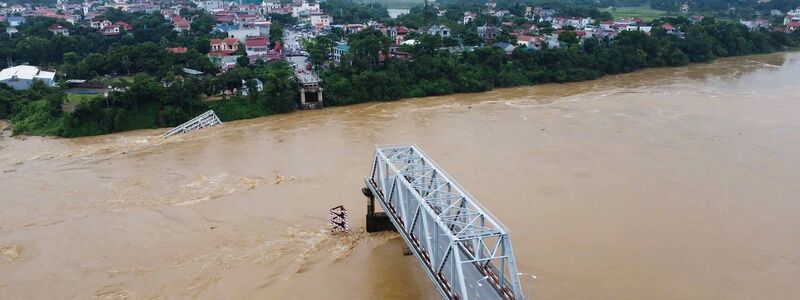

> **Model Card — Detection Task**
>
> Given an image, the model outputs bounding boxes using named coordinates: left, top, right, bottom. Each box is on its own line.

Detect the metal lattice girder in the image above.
left=364, top=145, right=525, bottom=300
left=163, top=110, right=222, bottom=138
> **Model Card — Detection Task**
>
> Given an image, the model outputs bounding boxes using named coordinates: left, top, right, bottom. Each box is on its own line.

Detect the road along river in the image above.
left=1, top=52, right=799, bottom=299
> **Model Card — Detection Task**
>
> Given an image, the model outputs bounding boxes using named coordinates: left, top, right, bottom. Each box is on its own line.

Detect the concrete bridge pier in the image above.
left=362, top=187, right=394, bottom=233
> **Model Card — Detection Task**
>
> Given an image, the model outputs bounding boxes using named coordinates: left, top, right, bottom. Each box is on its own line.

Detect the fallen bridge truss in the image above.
left=364, top=145, right=525, bottom=300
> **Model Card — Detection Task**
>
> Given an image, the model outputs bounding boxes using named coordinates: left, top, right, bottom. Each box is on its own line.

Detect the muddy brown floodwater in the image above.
left=2, top=52, right=800, bottom=300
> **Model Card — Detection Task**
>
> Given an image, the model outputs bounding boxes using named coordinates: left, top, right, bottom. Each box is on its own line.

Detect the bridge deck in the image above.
left=163, top=110, right=222, bottom=138
left=364, top=145, right=525, bottom=300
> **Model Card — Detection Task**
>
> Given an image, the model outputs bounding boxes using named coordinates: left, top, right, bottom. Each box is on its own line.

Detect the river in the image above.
left=1, top=52, right=799, bottom=299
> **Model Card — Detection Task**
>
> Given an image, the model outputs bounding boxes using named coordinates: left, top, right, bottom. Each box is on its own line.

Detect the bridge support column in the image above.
left=362, top=187, right=394, bottom=233
left=299, top=88, right=306, bottom=104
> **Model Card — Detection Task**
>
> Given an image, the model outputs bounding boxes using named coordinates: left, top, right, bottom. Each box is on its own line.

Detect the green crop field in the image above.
left=601, top=5, right=672, bottom=21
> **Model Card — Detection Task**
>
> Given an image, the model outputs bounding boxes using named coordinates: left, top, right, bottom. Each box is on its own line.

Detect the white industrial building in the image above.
left=0, top=65, right=56, bottom=90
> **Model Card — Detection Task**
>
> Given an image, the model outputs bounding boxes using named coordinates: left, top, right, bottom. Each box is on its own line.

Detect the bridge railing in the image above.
left=163, top=110, right=222, bottom=138
left=365, top=145, right=525, bottom=300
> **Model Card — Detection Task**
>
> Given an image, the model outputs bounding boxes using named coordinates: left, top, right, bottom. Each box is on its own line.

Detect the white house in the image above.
left=427, top=24, right=451, bottom=38
left=197, top=0, right=224, bottom=11
left=310, top=13, right=332, bottom=28
left=291, top=1, right=320, bottom=17
left=228, top=26, right=262, bottom=43
left=463, top=12, right=476, bottom=24
left=241, top=79, right=264, bottom=96
left=48, top=24, right=70, bottom=36
left=0, top=65, right=56, bottom=90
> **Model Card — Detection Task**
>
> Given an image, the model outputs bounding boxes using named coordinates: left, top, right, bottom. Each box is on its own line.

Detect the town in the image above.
left=0, top=0, right=799, bottom=137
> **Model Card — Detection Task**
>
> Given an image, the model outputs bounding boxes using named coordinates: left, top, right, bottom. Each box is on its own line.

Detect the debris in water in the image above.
left=1, top=244, right=23, bottom=263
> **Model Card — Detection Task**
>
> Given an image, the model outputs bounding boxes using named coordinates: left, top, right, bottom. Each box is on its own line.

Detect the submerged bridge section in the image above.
left=363, top=145, right=525, bottom=300
left=163, top=110, right=222, bottom=138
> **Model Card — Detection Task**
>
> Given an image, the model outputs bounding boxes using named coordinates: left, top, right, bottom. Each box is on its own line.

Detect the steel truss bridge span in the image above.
left=363, top=145, right=525, bottom=300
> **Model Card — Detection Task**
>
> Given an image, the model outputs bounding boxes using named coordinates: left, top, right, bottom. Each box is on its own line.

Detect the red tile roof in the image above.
left=114, top=21, right=132, bottom=31
left=166, top=47, right=188, bottom=54
left=245, top=36, right=268, bottom=47
left=174, top=19, right=190, bottom=28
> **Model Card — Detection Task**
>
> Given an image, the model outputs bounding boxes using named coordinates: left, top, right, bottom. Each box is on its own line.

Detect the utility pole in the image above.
left=424, top=0, right=429, bottom=32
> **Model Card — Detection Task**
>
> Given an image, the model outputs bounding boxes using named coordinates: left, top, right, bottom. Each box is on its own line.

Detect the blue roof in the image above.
left=492, top=42, right=514, bottom=50
left=334, top=44, right=349, bottom=52
left=214, top=24, right=239, bottom=32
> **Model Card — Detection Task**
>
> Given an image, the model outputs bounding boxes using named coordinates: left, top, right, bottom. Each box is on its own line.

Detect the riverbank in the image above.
left=3, top=28, right=799, bottom=139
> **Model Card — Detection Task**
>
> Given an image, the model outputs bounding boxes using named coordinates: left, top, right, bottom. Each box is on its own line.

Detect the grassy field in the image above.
left=65, top=93, right=99, bottom=104
left=601, top=5, right=672, bottom=22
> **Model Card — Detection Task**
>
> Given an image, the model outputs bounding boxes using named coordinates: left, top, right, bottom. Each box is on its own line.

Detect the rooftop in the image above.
left=0, top=65, right=55, bottom=81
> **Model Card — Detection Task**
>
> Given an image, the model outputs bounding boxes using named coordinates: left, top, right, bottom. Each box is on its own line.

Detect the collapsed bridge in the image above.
left=363, top=145, right=526, bottom=299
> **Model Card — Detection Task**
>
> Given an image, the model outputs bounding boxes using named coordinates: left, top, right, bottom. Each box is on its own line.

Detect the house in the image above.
left=291, top=1, right=321, bottom=17
left=210, top=38, right=240, bottom=56
left=463, top=12, right=476, bottom=24
left=332, top=42, right=349, bottom=62
left=477, top=24, right=499, bottom=40
left=387, top=26, right=410, bottom=44
left=101, top=25, right=122, bottom=36
left=240, top=79, right=263, bottom=96
left=48, top=24, right=70, bottom=36
left=209, top=55, right=240, bottom=72
left=427, top=25, right=450, bottom=38
left=516, top=35, right=534, bottom=48
left=344, top=24, right=366, bottom=34
left=166, top=47, right=188, bottom=54
left=245, top=36, right=269, bottom=56
left=172, top=16, right=190, bottom=32
left=127, top=3, right=159, bottom=14
left=10, top=4, right=28, bottom=14
left=492, top=42, right=515, bottom=55
left=197, top=0, right=225, bottom=11
left=91, top=19, right=112, bottom=29
left=236, top=14, right=261, bottom=23
left=228, top=27, right=261, bottom=43
left=115, top=21, right=132, bottom=31
left=213, top=24, right=240, bottom=33
left=625, top=25, right=653, bottom=33
left=310, top=13, right=332, bottom=29
left=389, top=50, right=411, bottom=60
left=784, top=10, right=800, bottom=25
left=7, top=16, right=26, bottom=27
left=690, top=15, right=704, bottom=24
left=545, top=35, right=560, bottom=49
left=740, top=19, right=770, bottom=30
left=0, top=65, right=56, bottom=90
left=787, top=21, right=800, bottom=32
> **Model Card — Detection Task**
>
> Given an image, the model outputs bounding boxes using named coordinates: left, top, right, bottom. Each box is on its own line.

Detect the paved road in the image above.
left=283, top=28, right=312, bottom=71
